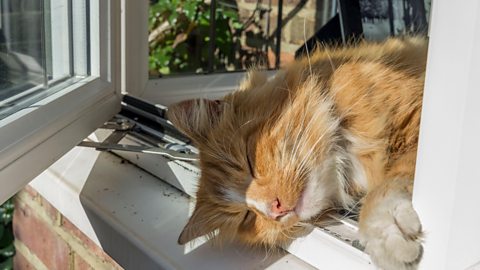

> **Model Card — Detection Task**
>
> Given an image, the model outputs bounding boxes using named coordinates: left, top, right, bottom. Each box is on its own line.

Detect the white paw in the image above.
left=360, top=195, right=423, bottom=270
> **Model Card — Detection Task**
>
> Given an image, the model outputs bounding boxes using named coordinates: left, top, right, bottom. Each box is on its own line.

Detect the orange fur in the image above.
left=168, top=37, right=427, bottom=266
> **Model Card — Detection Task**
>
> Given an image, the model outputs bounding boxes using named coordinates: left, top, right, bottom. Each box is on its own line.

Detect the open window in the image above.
left=115, top=0, right=480, bottom=269
left=110, top=0, right=434, bottom=269
left=3, top=0, right=480, bottom=269
left=0, top=0, right=120, bottom=202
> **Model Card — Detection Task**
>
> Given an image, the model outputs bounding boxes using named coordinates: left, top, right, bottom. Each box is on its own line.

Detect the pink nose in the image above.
left=270, top=198, right=293, bottom=219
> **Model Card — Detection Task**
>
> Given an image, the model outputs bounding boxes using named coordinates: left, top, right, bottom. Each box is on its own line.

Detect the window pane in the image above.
left=0, top=0, right=47, bottom=100
left=148, top=0, right=431, bottom=77
left=360, top=0, right=431, bottom=40
left=148, top=0, right=337, bottom=76
left=0, top=0, right=89, bottom=119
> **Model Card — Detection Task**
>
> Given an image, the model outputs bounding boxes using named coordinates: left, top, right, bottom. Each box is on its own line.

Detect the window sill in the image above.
left=104, top=131, right=373, bottom=270
left=29, top=141, right=314, bottom=269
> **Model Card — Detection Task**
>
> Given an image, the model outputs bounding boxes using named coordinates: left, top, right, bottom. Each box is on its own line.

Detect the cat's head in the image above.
left=168, top=71, right=347, bottom=248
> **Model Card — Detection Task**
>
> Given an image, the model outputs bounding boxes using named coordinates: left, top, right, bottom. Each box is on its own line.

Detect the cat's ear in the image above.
left=178, top=199, right=222, bottom=245
left=167, top=99, right=223, bottom=142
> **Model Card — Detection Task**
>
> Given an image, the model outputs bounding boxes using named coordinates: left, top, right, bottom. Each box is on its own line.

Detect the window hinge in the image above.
left=78, top=95, right=199, bottom=162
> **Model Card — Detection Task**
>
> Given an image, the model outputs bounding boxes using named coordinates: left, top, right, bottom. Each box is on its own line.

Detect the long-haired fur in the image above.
left=168, top=37, right=427, bottom=251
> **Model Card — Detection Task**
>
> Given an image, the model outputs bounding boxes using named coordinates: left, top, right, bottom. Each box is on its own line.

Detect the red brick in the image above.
left=13, top=200, right=71, bottom=270
left=39, top=196, right=59, bottom=223
left=288, top=17, right=315, bottom=44
left=61, top=217, right=103, bottom=256
left=17, top=187, right=58, bottom=223
left=14, top=189, right=122, bottom=269
left=13, top=251, right=35, bottom=270
left=22, top=186, right=39, bottom=200
left=61, top=217, right=122, bottom=269
left=269, top=0, right=308, bottom=6
left=73, top=252, right=94, bottom=270
left=267, top=48, right=295, bottom=67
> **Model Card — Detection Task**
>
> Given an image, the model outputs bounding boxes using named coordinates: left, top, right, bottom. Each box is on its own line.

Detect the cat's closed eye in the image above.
left=246, top=142, right=255, bottom=177
left=240, top=210, right=256, bottom=229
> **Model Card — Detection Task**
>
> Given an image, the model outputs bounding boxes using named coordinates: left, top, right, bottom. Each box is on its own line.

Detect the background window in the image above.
left=147, top=0, right=431, bottom=77
left=148, top=0, right=337, bottom=76
left=360, top=0, right=431, bottom=40
left=0, top=0, right=89, bottom=119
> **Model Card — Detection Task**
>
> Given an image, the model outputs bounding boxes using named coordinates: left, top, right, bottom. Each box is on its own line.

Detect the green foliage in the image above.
left=148, top=0, right=249, bottom=76
left=0, top=199, right=14, bottom=270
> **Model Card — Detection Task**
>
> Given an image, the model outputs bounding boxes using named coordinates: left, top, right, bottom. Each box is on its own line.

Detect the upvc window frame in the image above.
left=122, top=0, right=253, bottom=104
left=412, top=0, right=480, bottom=269
left=120, top=0, right=480, bottom=269
left=0, top=0, right=121, bottom=203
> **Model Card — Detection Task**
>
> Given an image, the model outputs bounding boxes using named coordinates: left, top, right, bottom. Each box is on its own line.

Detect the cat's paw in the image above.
left=359, top=195, right=423, bottom=270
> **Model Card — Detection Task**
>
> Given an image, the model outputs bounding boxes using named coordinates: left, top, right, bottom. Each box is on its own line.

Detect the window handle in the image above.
left=78, top=117, right=199, bottom=162
left=78, top=140, right=198, bottom=162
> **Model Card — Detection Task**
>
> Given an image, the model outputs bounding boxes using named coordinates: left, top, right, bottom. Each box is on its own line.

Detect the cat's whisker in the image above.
left=289, top=83, right=318, bottom=165
left=295, top=120, right=335, bottom=175
left=303, top=17, right=313, bottom=77
left=240, top=119, right=254, bottom=128
left=337, top=91, right=370, bottom=119
left=322, top=43, right=336, bottom=73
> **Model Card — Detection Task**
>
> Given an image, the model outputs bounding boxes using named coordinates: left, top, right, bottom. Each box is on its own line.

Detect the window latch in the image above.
left=78, top=95, right=199, bottom=162
left=79, top=140, right=198, bottom=162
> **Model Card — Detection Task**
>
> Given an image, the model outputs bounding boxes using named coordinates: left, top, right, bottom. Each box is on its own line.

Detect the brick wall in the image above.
left=12, top=186, right=123, bottom=270
left=235, top=0, right=334, bottom=55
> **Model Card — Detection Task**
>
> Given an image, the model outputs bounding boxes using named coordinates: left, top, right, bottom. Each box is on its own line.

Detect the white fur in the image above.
left=360, top=190, right=423, bottom=270
left=222, top=188, right=273, bottom=218
left=222, top=188, right=274, bottom=219
left=295, top=157, right=341, bottom=221
left=221, top=188, right=245, bottom=203
left=246, top=198, right=270, bottom=217
left=341, top=131, right=379, bottom=192
left=347, top=152, right=368, bottom=190
left=332, top=147, right=358, bottom=209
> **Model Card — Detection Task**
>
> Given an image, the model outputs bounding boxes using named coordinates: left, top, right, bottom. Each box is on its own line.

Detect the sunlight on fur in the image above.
left=168, top=36, right=427, bottom=270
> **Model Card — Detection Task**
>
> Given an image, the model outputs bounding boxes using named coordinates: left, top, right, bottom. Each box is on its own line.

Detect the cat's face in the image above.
left=168, top=72, right=342, bottom=247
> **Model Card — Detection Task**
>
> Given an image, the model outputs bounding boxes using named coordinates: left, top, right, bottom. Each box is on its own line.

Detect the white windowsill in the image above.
left=28, top=142, right=314, bottom=270
left=110, top=135, right=373, bottom=270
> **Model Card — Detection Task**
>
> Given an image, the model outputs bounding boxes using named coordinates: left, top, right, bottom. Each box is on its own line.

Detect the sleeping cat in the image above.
left=168, top=37, right=427, bottom=270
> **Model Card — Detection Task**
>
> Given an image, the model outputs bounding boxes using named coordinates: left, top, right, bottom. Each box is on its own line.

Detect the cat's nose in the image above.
left=270, top=198, right=293, bottom=219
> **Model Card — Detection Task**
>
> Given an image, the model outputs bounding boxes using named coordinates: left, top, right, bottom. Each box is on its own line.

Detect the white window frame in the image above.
left=0, top=0, right=121, bottom=203
left=120, top=0, right=480, bottom=269
left=122, top=0, right=258, bottom=104
left=412, top=0, right=480, bottom=269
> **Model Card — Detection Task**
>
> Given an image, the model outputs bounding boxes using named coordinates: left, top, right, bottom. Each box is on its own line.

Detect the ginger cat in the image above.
left=168, top=37, right=427, bottom=270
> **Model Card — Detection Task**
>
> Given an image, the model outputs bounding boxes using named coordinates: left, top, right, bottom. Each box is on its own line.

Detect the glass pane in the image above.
left=0, top=0, right=89, bottom=120
left=275, top=0, right=336, bottom=67
left=0, top=0, right=47, bottom=100
left=149, top=0, right=336, bottom=76
left=360, top=0, right=431, bottom=41
left=148, top=0, right=431, bottom=77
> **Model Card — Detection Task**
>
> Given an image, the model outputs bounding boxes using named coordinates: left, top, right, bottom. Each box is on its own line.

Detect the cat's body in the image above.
left=168, top=37, right=427, bottom=270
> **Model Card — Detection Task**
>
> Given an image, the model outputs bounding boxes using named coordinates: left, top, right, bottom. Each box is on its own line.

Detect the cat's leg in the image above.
left=358, top=178, right=423, bottom=270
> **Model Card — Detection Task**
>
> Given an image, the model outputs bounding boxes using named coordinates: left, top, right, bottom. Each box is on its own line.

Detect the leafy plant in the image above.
left=0, top=199, right=14, bottom=270
left=148, top=0, right=269, bottom=76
